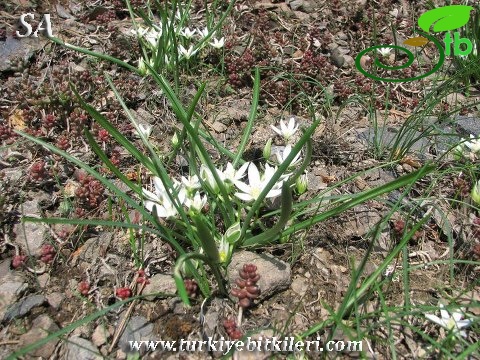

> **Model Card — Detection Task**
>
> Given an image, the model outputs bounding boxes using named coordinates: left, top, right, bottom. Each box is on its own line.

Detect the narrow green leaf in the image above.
left=70, top=85, right=156, bottom=174
left=283, top=163, right=435, bottom=236
left=233, top=67, right=260, bottom=167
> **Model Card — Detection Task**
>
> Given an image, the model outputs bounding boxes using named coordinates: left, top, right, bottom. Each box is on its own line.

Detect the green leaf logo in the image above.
left=418, top=5, right=473, bottom=33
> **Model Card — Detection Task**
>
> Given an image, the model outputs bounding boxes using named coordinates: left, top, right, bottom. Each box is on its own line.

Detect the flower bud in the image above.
left=296, top=172, right=308, bottom=194
left=472, top=180, right=480, bottom=205
left=263, top=138, right=272, bottom=161
left=200, top=165, right=220, bottom=194
left=225, top=222, right=241, bottom=244
left=453, top=142, right=465, bottom=160
left=138, top=58, right=147, bottom=76
left=171, top=132, right=179, bottom=147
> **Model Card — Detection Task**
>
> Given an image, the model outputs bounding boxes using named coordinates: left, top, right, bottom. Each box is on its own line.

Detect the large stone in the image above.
left=0, top=36, right=48, bottom=72
left=228, top=251, right=291, bottom=301
left=355, top=126, right=430, bottom=156
left=14, top=198, right=49, bottom=254
left=17, top=315, right=60, bottom=358
left=3, top=294, right=46, bottom=322
left=0, top=260, right=28, bottom=321
left=456, top=115, right=480, bottom=136
left=118, top=316, right=154, bottom=354
left=71, top=232, right=114, bottom=265
left=64, top=335, right=102, bottom=360
left=143, top=274, right=177, bottom=301
left=288, top=0, right=314, bottom=12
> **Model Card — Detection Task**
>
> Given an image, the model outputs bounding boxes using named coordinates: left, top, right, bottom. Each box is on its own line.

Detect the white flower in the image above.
left=464, top=134, right=480, bottom=153
left=184, top=192, right=207, bottom=213
left=181, top=175, right=201, bottom=192
left=180, top=27, right=196, bottom=38
left=136, top=124, right=152, bottom=138
left=142, top=177, right=185, bottom=218
left=200, top=165, right=221, bottom=194
left=234, top=163, right=283, bottom=202
left=472, top=180, right=480, bottom=205
left=131, top=26, right=148, bottom=37
left=175, top=9, right=183, bottom=21
left=144, top=28, right=161, bottom=48
left=425, top=304, right=471, bottom=338
left=270, top=117, right=299, bottom=142
left=210, top=37, right=225, bottom=49
left=275, top=144, right=302, bottom=167
left=197, top=27, right=210, bottom=38
left=178, top=44, right=197, bottom=59
left=377, top=47, right=392, bottom=57
left=218, top=237, right=231, bottom=264
left=221, top=162, right=249, bottom=184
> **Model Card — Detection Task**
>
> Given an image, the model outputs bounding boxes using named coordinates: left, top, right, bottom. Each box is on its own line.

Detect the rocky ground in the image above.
left=1, top=0, right=479, bottom=359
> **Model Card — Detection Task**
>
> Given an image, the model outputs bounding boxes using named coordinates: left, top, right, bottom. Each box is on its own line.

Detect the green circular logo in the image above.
left=355, top=32, right=445, bottom=82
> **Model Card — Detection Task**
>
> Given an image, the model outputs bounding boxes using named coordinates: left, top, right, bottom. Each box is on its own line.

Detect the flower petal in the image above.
left=247, top=163, right=261, bottom=186
left=234, top=180, right=251, bottom=194
left=455, top=319, right=472, bottom=329
left=153, top=177, right=167, bottom=195
left=270, top=125, right=282, bottom=136
left=142, top=189, right=158, bottom=202
left=439, top=305, right=449, bottom=321
left=266, top=188, right=282, bottom=198
left=235, top=192, right=254, bottom=202
left=425, top=314, right=443, bottom=326
left=235, top=162, right=249, bottom=180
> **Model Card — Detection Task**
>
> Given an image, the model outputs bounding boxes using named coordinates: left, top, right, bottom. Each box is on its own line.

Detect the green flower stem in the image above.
left=233, top=67, right=260, bottom=167
left=191, top=214, right=220, bottom=264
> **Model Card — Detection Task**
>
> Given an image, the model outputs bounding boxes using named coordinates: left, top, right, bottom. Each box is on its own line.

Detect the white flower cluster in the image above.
left=131, top=14, right=225, bottom=74
left=141, top=118, right=305, bottom=219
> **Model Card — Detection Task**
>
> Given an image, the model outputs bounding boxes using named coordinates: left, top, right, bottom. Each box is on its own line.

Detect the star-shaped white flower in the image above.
left=197, top=27, right=210, bottom=38
left=136, top=124, right=152, bottom=139
left=180, top=27, right=196, bottom=39
left=181, top=174, right=201, bottom=193
left=425, top=304, right=471, bottom=338
left=377, top=47, right=392, bottom=57
left=218, top=237, right=231, bottom=264
left=275, top=144, right=302, bottom=167
left=184, top=192, right=207, bottom=213
left=234, top=163, right=283, bottom=202
left=144, top=28, right=161, bottom=49
left=210, top=37, right=225, bottom=49
left=270, top=117, right=299, bottom=142
left=221, top=162, right=249, bottom=184
left=142, top=177, right=185, bottom=218
left=178, top=44, right=198, bottom=59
